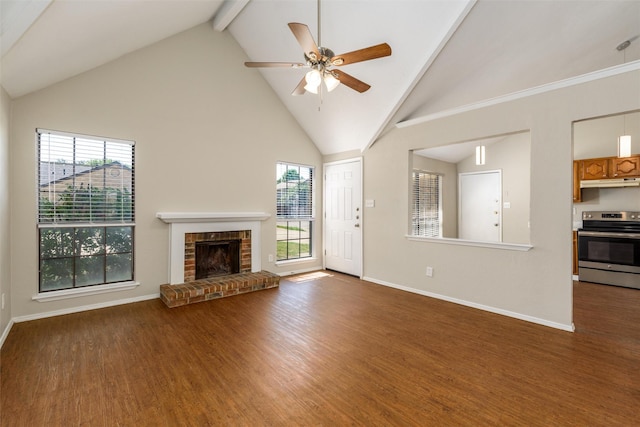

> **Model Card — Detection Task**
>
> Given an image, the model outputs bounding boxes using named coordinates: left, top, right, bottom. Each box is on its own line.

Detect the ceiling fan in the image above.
left=245, top=22, right=391, bottom=95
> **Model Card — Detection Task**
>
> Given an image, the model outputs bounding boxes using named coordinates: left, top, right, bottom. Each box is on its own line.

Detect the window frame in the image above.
left=36, top=129, right=136, bottom=296
left=276, top=162, right=315, bottom=262
left=411, top=169, right=443, bottom=238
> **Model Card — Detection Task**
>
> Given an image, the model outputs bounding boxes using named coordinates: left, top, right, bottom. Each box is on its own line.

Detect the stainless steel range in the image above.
left=578, top=211, right=640, bottom=289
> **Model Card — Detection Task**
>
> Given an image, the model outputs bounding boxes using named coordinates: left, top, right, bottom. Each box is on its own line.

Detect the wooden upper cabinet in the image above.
left=578, top=155, right=640, bottom=180
left=573, top=160, right=582, bottom=203
left=573, top=155, right=640, bottom=203
left=581, top=158, right=609, bottom=180
left=611, top=156, right=640, bottom=178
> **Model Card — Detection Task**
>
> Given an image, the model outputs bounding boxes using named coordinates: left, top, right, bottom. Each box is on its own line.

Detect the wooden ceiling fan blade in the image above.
left=331, top=70, right=371, bottom=93
left=288, top=23, right=320, bottom=60
left=245, top=62, right=306, bottom=68
left=292, top=77, right=307, bottom=96
left=331, top=43, right=392, bottom=66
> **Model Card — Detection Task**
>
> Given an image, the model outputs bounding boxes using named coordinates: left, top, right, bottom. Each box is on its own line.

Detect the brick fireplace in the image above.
left=156, top=212, right=271, bottom=285
left=184, top=230, right=251, bottom=282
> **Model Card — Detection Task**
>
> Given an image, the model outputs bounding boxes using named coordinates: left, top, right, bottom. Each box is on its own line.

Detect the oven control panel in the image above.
left=582, top=211, right=640, bottom=221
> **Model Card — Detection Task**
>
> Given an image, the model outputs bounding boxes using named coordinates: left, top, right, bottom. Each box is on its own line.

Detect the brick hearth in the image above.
left=160, top=270, right=280, bottom=308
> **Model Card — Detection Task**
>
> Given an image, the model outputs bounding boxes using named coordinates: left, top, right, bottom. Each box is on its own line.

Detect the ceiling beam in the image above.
left=212, top=0, right=250, bottom=32
left=362, top=0, right=477, bottom=152
left=1, top=0, right=52, bottom=57
left=396, top=60, right=640, bottom=129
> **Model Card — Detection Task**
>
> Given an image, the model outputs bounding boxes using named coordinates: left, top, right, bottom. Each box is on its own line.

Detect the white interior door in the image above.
left=324, top=159, right=362, bottom=276
left=459, top=171, right=502, bottom=242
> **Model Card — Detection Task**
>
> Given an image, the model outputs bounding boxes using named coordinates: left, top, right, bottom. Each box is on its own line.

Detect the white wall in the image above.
left=9, top=24, right=323, bottom=319
left=361, top=70, right=640, bottom=330
left=0, top=87, right=11, bottom=334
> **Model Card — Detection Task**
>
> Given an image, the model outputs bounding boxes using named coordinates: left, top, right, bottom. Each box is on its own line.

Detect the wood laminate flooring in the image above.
left=1, top=272, right=639, bottom=426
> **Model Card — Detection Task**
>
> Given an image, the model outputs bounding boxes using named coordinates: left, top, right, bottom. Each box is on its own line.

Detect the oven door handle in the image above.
left=578, top=231, right=640, bottom=239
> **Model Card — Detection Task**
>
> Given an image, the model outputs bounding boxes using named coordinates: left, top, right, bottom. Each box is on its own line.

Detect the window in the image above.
left=411, top=170, right=442, bottom=237
left=276, top=162, right=314, bottom=261
left=37, top=129, right=135, bottom=292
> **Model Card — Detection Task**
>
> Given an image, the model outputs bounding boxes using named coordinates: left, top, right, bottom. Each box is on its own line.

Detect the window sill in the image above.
left=32, top=281, right=140, bottom=302
left=275, top=257, right=318, bottom=267
left=405, top=235, right=533, bottom=251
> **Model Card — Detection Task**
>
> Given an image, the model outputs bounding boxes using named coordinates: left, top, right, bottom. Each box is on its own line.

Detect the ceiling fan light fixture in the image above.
left=324, top=72, right=340, bottom=92
left=304, top=69, right=322, bottom=93
left=304, top=82, right=319, bottom=94
left=305, top=69, right=322, bottom=86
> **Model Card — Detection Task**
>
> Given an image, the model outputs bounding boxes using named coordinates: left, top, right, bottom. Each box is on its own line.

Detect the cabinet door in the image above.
left=581, top=158, right=609, bottom=179
left=611, top=156, right=640, bottom=178
left=573, top=161, right=582, bottom=202
left=573, top=230, right=578, bottom=276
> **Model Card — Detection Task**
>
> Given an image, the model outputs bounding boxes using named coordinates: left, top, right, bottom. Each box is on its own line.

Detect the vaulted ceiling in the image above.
left=2, top=0, right=639, bottom=155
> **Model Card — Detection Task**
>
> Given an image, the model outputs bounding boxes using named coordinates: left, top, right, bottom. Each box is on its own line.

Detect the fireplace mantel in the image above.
left=156, top=212, right=271, bottom=223
left=157, top=212, right=271, bottom=284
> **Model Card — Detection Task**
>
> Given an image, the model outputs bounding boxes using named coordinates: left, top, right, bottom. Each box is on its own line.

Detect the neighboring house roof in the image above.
left=39, top=161, right=132, bottom=188
left=39, top=162, right=92, bottom=186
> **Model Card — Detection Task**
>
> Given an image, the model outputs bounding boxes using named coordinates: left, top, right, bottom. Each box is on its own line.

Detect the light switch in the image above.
left=503, top=202, right=511, bottom=209
left=365, top=199, right=375, bottom=208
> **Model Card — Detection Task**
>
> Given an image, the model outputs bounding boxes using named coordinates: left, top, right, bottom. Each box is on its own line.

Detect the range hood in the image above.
left=580, top=177, right=640, bottom=188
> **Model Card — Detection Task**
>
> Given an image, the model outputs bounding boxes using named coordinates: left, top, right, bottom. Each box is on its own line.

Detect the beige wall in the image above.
left=574, top=111, right=640, bottom=159
left=1, top=87, right=11, bottom=333
left=361, top=70, right=640, bottom=330
left=9, top=24, right=322, bottom=319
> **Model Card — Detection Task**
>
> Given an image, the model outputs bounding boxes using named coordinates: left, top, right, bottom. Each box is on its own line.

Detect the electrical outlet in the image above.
left=426, top=266, right=433, bottom=277
left=268, top=254, right=274, bottom=263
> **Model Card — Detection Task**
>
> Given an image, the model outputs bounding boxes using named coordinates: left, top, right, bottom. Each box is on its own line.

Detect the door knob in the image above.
left=355, top=223, right=360, bottom=228
left=494, top=223, right=499, bottom=227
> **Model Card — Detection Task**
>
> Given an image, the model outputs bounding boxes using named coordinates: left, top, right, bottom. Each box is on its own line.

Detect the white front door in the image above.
left=324, top=159, right=362, bottom=276
left=459, top=171, right=502, bottom=242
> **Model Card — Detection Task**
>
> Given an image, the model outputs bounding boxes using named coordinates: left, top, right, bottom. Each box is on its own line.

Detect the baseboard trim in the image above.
left=11, top=293, right=160, bottom=324
left=362, top=276, right=575, bottom=332
left=0, top=319, right=15, bottom=349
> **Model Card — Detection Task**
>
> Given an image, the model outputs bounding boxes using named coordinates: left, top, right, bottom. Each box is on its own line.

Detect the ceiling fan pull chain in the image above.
left=317, top=0, right=321, bottom=47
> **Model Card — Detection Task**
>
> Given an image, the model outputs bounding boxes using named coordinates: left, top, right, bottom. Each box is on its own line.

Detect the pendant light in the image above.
left=616, top=39, right=632, bottom=157
left=475, top=145, right=486, bottom=165
left=618, top=133, right=631, bottom=158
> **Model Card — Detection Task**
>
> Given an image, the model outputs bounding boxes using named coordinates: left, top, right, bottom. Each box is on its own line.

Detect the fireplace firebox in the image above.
left=195, top=240, right=240, bottom=279
left=183, top=230, right=251, bottom=283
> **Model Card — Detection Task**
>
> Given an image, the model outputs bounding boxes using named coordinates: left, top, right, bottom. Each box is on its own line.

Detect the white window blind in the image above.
left=37, top=129, right=135, bottom=224
left=37, top=129, right=136, bottom=292
left=276, top=163, right=313, bottom=220
left=412, top=170, right=442, bottom=237
left=276, top=162, right=314, bottom=261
